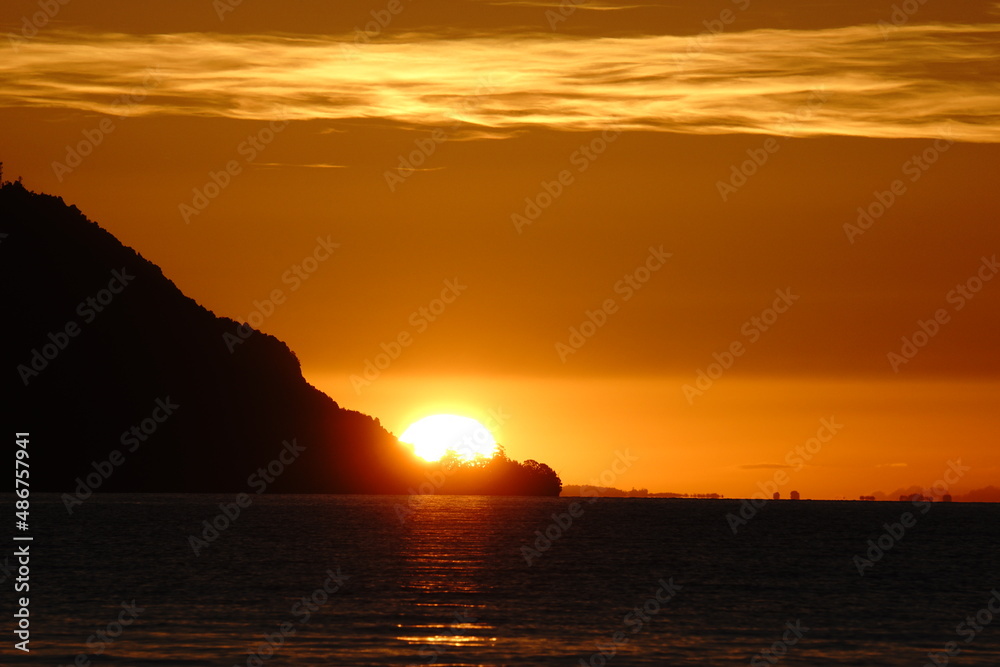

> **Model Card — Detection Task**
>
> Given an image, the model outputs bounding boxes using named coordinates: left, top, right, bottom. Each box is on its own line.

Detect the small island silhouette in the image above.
left=2, top=172, right=561, bottom=497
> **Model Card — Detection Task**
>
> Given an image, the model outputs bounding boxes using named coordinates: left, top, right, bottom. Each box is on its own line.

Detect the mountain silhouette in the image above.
left=2, top=178, right=560, bottom=496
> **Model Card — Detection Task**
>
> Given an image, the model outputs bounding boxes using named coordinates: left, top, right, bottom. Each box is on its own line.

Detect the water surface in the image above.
left=16, top=495, right=1000, bottom=665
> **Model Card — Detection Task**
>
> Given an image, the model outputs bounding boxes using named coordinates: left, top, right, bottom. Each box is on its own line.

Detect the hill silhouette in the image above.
left=1, top=177, right=560, bottom=497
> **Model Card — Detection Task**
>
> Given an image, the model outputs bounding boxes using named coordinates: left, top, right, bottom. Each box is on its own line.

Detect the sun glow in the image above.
left=399, top=414, right=498, bottom=462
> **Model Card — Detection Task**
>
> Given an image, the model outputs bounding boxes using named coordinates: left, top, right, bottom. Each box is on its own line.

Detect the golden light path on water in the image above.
left=395, top=497, right=500, bottom=652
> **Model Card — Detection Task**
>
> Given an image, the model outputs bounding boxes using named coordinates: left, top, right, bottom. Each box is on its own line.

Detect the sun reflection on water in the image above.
left=394, top=496, right=502, bottom=651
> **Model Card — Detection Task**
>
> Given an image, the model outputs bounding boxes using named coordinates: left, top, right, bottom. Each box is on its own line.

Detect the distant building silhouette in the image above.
left=859, top=495, right=875, bottom=501
left=790, top=490, right=800, bottom=500
left=773, top=491, right=780, bottom=500
left=943, top=494, right=953, bottom=503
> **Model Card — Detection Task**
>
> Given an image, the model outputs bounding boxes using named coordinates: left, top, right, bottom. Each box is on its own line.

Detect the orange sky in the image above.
left=3, top=0, right=999, bottom=499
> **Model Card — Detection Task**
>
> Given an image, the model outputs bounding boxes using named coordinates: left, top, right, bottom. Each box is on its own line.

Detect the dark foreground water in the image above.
left=11, top=495, right=1000, bottom=665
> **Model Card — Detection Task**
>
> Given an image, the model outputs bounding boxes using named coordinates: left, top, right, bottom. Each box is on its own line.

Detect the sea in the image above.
left=12, top=494, right=1000, bottom=666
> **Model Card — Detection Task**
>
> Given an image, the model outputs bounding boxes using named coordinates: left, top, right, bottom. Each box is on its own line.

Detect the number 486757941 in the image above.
left=15, top=434, right=29, bottom=524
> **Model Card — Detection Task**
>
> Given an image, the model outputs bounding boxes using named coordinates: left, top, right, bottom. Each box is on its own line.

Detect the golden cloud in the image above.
left=3, top=23, right=999, bottom=141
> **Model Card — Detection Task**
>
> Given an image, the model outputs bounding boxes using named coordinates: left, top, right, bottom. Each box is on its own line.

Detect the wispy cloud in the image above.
left=483, top=0, right=650, bottom=10
left=253, top=162, right=348, bottom=169
left=740, top=463, right=793, bottom=470
left=3, top=24, right=999, bottom=141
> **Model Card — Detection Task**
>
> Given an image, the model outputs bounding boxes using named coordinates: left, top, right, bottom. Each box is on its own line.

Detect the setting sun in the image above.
left=399, top=414, right=498, bottom=462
